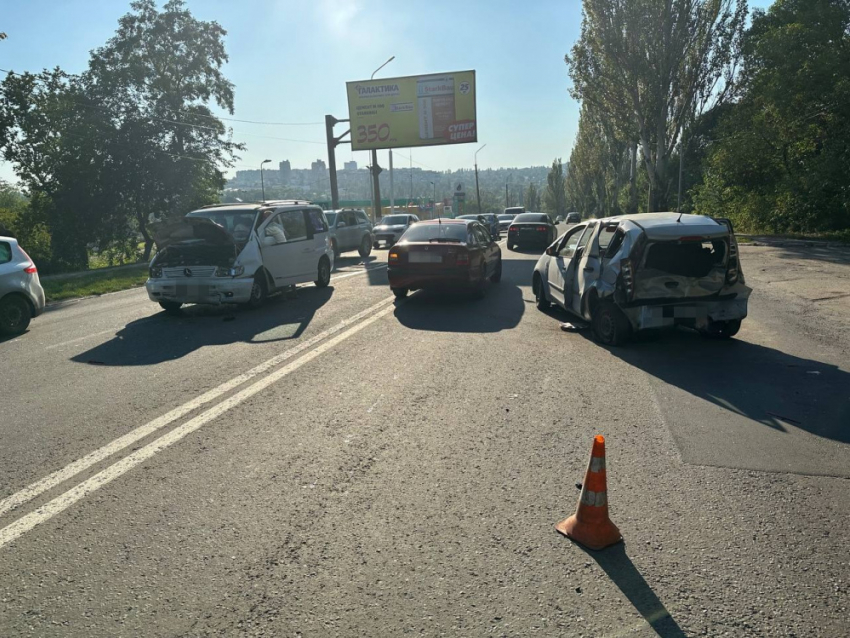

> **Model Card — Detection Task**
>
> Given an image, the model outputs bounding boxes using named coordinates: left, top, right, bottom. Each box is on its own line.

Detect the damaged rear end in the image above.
left=603, top=216, right=751, bottom=335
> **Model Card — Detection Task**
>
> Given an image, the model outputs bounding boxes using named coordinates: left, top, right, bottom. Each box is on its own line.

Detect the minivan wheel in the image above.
left=358, top=236, right=372, bottom=258
left=0, top=295, right=31, bottom=335
left=701, top=318, right=741, bottom=340
left=158, top=301, right=183, bottom=315
left=315, top=257, right=331, bottom=288
left=592, top=302, right=631, bottom=346
left=245, top=274, right=268, bottom=309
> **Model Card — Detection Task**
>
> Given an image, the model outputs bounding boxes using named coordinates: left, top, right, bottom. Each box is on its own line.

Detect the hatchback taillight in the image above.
left=24, top=263, right=37, bottom=274
left=620, top=258, right=635, bottom=299
left=726, top=239, right=739, bottom=284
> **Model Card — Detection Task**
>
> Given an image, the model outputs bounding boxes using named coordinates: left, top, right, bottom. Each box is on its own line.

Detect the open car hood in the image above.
left=152, top=217, right=235, bottom=251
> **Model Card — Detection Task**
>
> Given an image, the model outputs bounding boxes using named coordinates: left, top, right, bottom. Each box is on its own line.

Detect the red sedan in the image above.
left=387, top=219, right=502, bottom=299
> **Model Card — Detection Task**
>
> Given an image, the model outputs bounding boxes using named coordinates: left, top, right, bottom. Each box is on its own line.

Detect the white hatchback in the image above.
left=146, top=202, right=334, bottom=313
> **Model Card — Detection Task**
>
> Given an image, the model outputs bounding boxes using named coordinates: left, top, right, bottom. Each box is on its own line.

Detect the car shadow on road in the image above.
left=70, top=286, right=333, bottom=367
left=599, top=328, right=850, bottom=445
left=744, top=242, right=850, bottom=267
left=581, top=543, right=687, bottom=638
left=392, top=259, right=533, bottom=333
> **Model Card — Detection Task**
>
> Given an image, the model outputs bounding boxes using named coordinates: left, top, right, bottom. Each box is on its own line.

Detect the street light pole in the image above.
left=505, top=174, right=511, bottom=208
left=260, top=159, right=271, bottom=201
left=369, top=56, right=395, bottom=223
left=430, top=180, right=437, bottom=219
left=474, top=143, right=486, bottom=216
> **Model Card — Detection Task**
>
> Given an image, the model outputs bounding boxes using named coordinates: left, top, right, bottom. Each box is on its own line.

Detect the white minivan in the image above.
left=146, top=201, right=334, bottom=314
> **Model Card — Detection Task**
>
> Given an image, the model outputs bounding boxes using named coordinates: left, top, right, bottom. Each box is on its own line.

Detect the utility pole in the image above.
left=260, top=159, right=271, bottom=201
left=677, top=133, right=685, bottom=213
left=505, top=174, right=511, bottom=208
left=325, top=115, right=350, bottom=210
left=474, top=143, right=486, bottom=216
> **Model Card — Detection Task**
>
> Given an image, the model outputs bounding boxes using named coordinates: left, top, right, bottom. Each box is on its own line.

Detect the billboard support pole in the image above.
left=370, top=149, right=382, bottom=223
left=389, top=150, right=395, bottom=215
left=474, top=143, right=486, bottom=216
left=325, top=115, right=350, bottom=210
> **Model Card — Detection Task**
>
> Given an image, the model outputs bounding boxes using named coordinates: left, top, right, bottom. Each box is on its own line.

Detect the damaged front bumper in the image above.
left=146, top=276, right=255, bottom=305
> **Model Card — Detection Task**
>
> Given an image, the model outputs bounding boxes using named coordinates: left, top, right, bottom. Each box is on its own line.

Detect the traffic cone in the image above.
left=556, top=435, right=622, bottom=550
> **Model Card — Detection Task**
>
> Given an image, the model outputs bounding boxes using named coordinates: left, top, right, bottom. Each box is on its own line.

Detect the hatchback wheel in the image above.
left=700, top=319, right=741, bottom=340
left=0, top=295, right=31, bottom=336
left=315, top=257, right=331, bottom=288
left=592, top=301, right=631, bottom=346
left=534, top=277, right=549, bottom=311
left=358, top=236, right=372, bottom=258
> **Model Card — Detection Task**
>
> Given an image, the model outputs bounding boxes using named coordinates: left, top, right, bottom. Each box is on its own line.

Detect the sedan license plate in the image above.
left=409, top=252, right=442, bottom=264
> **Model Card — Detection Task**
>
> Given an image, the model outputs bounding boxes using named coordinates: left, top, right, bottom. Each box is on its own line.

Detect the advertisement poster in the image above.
left=346, top=70, right=477, bottom=151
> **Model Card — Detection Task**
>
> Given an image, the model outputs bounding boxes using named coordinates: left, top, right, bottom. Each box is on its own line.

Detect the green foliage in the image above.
left=41, top=264, right=149, bottom=302
left=0, top=0, right=239, bottom=271
left=544, top=158, right=569, bottom=218
left=567, top=0, right=747, bottom=212
left=692, top=0, right=850, bottom=233
left=524, top=183, right=542, bottom=211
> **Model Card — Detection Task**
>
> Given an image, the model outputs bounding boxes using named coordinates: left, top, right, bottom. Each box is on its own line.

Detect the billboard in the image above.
left=346, top=70, right=477, bottom=151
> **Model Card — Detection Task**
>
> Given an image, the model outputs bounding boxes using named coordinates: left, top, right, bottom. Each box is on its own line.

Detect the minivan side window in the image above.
left=280, top=210, right=307, bottom=242
left=308, top=210, right=327, bottom=234
left=263, top=216, right=286, bottom=245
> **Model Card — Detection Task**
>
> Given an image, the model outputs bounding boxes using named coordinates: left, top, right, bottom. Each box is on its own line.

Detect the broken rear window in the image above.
left=642, top=240, right=727, bottom=278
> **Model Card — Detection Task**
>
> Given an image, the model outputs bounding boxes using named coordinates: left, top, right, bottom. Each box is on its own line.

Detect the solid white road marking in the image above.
left=0, top=295, right=395, bottom=521
left=0, top=300, right=397, bottom=549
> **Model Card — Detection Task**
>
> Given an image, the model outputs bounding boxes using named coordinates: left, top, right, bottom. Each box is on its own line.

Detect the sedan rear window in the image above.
left=513, top=213, right=550, bottom=223
left=401, top=224, right=468, bottom=243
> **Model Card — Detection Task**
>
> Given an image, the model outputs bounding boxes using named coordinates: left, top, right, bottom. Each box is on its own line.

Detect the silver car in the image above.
left=372, top=213, right=419, bottom=248
left=0, top=236, right=46, bottom=335
left=532, top=213, right=751, bottom=345
left=324, top=208, right=373, bottom=258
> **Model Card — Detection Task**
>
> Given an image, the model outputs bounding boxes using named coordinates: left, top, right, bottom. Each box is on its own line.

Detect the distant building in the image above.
left=311, top=159, right=327, bottom=173
left=343, top=160, right=357, bottom=171
left=279, top=160, right=291, bottom=184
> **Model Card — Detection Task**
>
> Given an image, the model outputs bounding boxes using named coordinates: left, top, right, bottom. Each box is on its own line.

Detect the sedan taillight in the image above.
left=456, top=252, right=470, bottom=266
left=508, top=226, right=517, bottom=233
left=536, top=226, right=548, bottom=232
left=388, top=250, right=401, bottom=263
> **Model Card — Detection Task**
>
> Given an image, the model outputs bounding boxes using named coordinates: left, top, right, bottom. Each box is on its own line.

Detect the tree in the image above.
left=85, top=0, right=242, bottom=258
left=567, top=0, right=747, bottom=211
left=693, top=0, right=850, bottom=233
left=524, top=183, right=542, bottom=211
left=544, top=158, right=568, bottom=219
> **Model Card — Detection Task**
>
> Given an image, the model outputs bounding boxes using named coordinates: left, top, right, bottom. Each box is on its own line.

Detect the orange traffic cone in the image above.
left=556, top=435, right=622, bottom=550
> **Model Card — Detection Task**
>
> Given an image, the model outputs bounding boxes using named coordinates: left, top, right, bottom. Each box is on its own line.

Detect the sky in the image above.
left=0, top=0, right=774, bottom=184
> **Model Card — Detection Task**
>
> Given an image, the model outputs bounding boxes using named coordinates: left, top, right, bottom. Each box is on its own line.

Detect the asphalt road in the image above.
left=1, top=229, right=848, bottom=637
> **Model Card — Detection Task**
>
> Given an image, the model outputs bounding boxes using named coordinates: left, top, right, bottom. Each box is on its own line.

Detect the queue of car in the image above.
left=4, top=202, right=752, bottom=348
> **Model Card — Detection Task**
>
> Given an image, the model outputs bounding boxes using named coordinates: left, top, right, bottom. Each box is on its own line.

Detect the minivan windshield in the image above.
left=379, top=215, right=409, bottom=226
left=401, top=223, right=468, bottom=243
left=186, top=209, right=259, bottom=242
